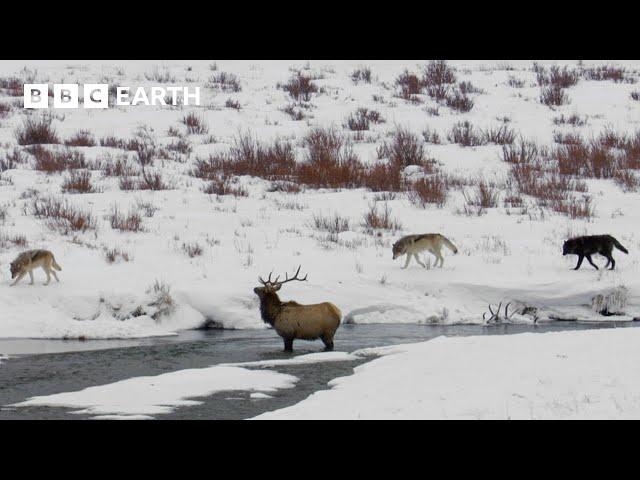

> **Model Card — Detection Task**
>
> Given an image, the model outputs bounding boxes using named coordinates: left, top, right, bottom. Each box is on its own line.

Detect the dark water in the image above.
left=0, top=321, right=637, bottom=420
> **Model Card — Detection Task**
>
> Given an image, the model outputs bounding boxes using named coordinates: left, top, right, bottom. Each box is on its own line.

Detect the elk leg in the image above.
left=574, top=255, right=584, bottom=270
left=321, top=335, right=334, bottom=351
left=586, top=255, right=599, bottom=270
left=283, top=338, right=293, bottom=352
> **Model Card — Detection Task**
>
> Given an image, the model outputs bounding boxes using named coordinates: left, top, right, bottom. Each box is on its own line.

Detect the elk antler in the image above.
left=278, top=265, right=308, bottom=286
left=258, top=266, right=308, bottom=288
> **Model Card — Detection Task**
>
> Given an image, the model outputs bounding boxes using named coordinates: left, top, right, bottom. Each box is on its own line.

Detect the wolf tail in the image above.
left=52, top=256, right=62, bottom=271
left=440, top=235, right=458, bottom=254
left=612, top=237, right=629, bottom=254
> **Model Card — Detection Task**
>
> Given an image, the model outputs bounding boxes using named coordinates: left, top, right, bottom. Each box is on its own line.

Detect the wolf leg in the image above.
left=438, top=253, right=444, bottom=268
left=403, top=254, right=411, bottom=269
left=605, top=254, right=615, bottom=270
left=43, top=267, right=51, bottom=285
left=585, top=255, right=599, bottom=270
left=574, top=255, right=584, bottom=270
left=414, top=254, right=427, bottom=268
left=51, top=269, right=60, bottom=282
left=29, top=270, right=35, bottom=285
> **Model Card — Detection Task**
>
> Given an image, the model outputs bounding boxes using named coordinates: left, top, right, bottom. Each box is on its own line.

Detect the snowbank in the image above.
left=12, top=365, right=297, bottom=418
left=255, top=328, right=640, bottom=419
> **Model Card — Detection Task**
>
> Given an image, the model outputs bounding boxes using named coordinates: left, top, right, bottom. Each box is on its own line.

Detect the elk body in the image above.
left=253, top=267, right=342, bottom=352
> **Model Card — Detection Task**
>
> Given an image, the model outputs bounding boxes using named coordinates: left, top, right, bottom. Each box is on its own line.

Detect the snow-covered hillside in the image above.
left=1, top=60, right=640, bottom=340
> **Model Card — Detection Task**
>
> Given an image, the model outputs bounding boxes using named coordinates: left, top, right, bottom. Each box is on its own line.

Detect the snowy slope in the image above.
left=1, top=60, right=640, bottom=341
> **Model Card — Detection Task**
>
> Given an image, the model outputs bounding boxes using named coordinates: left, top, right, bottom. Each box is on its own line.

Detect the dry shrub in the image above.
left=101, top=155, right=137, bottom=177
left=536, top=65, right=580, bottom=88
left=180, top=113, right=209, bottom=134
left=507, top=76, right=525, bottom=88
left=64, top=130, right=96, bottom=147
left=483, top=125, right=516, bottom=145
left=0, top=102, right=13, bottom=118
left=614, top=170, right=640, bottom=191
left=395, top=70, right=423, bottom=99
left=29, top=146, right=87, bottom=173
left=225, top=98, right=241, bottom=110
left=104, top=247, right=131, bottom=264
left=422, top=127, right=441, bottom=144
left=207, top=72, right=242, bottom=92
left=311, top=212, right=351, bottom=234
left=1, top=148, right=26, bottom=172
left=553, top=114, right=586, bottom=126
left=144, top=66, right=175, bottom=83
left=422, top=60, right=456, bottom=87
left=298, top=127, right=364, bottom=188
left=553, top=131, right=583, bottom=145
left=15, top=115, right=60, bottom=145
left=166, top=137, right=192, bottom=155
left=632, top=91, right=640, bottom=101
left=362, top=162, right=403, bottom=192
left=182, top=242, right=203, bottom=258
left=281, top=104, right=306, bottom=121
left=351, top=66, right=372, bottom=84
left=0, top=231, right=27, bottom=249
left=279, top=72, right=318, bottom=102
left=377, top=127, right=433, bottom=169
left=193, top=133, right=296, bottom=181
left=32, top=197, right=96, bottom=234
left=408, top=174, right=449, bottom=208
left=362, top=202, right=402, bottom=231
left=344, top=108, right=384, bottom=131
left=203, top=176, right=248, bottom=197
left=61, top=170, right=96, bottom=194
left=445, top=89, right=474, bottom=112
left=551, top=196, right=594, bottom=219
left=502, top=139, right=540, bottom=165
left=464, top=180, right=500, bottom=208
left=582, top=65, right=628, bottom=83
left=447, top=121, right=486, bottom=147
left=540, top=85, right=568, bottom=106
left=110, top=206, right=144, bottom=232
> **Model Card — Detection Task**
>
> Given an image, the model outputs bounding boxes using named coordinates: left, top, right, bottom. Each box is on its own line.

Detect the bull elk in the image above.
left=253, top=266, right=342, bottom=352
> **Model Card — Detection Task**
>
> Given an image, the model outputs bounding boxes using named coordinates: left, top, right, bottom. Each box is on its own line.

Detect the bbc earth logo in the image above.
left=23, top=84, right=201, bottom=108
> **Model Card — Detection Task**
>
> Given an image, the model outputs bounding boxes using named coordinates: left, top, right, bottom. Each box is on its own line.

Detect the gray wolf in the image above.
left=10, top=250, right=62, bottom=286
left=562, top=234, right=628, bottom=270
left=392, top=233, right=458, bottom=268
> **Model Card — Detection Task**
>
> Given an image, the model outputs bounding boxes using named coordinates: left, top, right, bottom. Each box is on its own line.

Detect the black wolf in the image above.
left=562, top=235, right=628, bottom=270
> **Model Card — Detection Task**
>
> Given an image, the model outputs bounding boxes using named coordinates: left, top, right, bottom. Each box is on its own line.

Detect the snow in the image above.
left=12, top=364, right=297, bottom=418
left=2, top=60, right=640, bottom=344
left=255, top=327, right=640, bottom=419
left=221, top=351, right=358, bottom=368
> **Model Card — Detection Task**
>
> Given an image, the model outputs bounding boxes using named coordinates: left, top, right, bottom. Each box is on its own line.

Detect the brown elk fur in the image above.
left=253, top=267, right=341, bottom=352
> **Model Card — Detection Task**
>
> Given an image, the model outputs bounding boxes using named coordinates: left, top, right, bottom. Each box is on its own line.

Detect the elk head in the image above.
left=253, top=265, right=308, bottom=300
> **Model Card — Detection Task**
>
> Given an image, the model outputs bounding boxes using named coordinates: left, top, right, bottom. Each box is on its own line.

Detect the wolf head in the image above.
left=562, top=239, right=574, bottom=256
left=9, top=261, right=20, bottom=279
left=392, top=241, right=404, bottom=259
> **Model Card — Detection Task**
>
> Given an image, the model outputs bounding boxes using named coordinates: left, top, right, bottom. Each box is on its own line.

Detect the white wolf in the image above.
left=392, top=233, right=458, bottom=269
